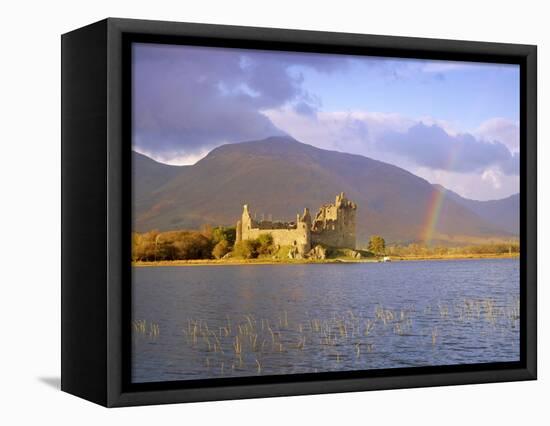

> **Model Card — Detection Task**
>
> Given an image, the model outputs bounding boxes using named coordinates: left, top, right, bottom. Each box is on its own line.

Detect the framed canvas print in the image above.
left=61, top=18, right=537, bottom=407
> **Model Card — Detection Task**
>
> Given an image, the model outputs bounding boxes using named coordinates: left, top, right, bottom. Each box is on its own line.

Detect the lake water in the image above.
left=132, top=259, right=520, bottom=383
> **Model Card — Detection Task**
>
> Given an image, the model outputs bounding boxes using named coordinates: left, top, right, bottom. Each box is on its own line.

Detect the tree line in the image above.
left=384, top=241, right=520, bottom=257
left=132, top=228, right=519, bottom=262
left=132, top=225, right=277, bottom=261
left=364, top=235, right=519, bottom=257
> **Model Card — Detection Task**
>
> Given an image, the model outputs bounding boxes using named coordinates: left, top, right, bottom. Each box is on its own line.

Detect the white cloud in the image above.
left=134, top=146, right=213, bottom=166
left=264, top=107, right=413, bottom=155
left=482, top=168, right=502, bottom=190
left=415, top=166, right=518, bottom=200
left=160, top=148, right=213, bottom=166
left=416, top=116, right=460, bottom=136
left=475, top=118, right=519, bottom=153
left=263, top=106, right=519, bottom=200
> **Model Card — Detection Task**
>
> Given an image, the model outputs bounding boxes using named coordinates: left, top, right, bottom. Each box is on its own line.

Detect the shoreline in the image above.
left=132, top=253, right=519, bottom=267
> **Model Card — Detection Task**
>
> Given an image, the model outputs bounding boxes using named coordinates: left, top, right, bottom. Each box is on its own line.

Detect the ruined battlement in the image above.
left=236, top=193, right=357, bottom=256
left=255, top=220, right=297, bottom=230
left=311, top=193, right=357, bottom=249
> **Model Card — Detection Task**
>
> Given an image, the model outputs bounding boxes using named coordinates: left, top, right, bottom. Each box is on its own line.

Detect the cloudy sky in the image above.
left=132, top=42, right=520, bottom=201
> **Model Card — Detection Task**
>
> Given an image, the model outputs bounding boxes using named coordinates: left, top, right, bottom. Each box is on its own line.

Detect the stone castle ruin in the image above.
left=236, top=193, right=357, bottom=258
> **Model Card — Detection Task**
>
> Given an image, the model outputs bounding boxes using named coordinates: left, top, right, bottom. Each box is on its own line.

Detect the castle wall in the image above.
left=242, top=226, right=310, bottom=252
left=311, top=221, right=356, bottom=248
left=238, top=204, right=311, bottom=254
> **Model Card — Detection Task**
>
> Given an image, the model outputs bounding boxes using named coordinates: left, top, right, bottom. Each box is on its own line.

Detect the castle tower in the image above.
left=311, top=193, right=357, bottom=249
left=336, top=193, right=356, bottom=248
left=301, top=207, right=311, bottom=226
left=242, top=204, right=252, bottom=230
left=236, top=204, right=254, bottom=242
left=335, top=192, right=347, bottom=208
left=295, top=209, right=311, bottom=254
left=236, top=220, right=242, bottom=242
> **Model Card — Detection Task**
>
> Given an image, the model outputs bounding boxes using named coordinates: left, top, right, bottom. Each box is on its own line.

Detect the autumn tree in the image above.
left=368, top=235, right=386, bottom=255
left=171, top=232, right=212, bottom=259
left=212, top=226, right=237, bottom=246
left=212, top=239, right=231, bottom=259
left=256, top=234, right=274, bottom=255
left=232, top=240, right=259, bottom=259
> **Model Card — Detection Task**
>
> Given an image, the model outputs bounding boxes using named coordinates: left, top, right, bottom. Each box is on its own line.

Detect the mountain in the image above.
left=132, top=136, right=515, bottom=246
left=433, top=184, right=519, bottom=235
left=132, top=151, right=185, bottom=213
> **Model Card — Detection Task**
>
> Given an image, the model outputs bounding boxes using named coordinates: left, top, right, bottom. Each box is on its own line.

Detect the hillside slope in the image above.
left=433, top=184, right=519, bottom=235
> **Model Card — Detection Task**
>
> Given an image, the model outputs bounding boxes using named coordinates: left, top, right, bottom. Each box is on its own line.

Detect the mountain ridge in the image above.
left=132, top=136, right=518, bottom=245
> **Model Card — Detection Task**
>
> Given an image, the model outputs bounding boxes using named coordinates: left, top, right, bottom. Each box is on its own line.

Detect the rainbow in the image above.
left=421, top=187, right=447, bottom=245
left=421, top=135, right=461, bottom=245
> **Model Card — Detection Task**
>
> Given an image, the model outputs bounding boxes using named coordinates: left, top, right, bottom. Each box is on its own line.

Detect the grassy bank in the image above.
left=132, top=252, right=518, bottom=267
left=388, top=252, right=519, bottom=261
left=133, top=257, right=378, bottom=267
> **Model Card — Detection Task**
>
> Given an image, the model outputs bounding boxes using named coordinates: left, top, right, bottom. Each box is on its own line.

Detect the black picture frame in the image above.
left=61, top=17, right=537, bottom=407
